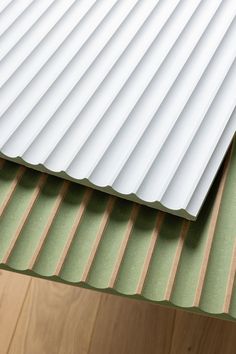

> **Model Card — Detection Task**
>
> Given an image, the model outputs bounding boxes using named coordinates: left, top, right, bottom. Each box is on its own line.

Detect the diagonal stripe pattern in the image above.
left=0, top=0, right=235, bottom=218
left=0, top=137, right=235, bottom=320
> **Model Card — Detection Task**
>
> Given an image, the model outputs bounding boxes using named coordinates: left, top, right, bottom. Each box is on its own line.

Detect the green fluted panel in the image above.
left=0, top=138, right=235, bottom=321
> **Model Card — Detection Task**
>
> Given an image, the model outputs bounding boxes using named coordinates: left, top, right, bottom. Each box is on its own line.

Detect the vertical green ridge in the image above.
left=8, top=175, right=63, bottom=270
left=114, top=206, right=157, bottom=294
left=200, top=143, right=236, bottom=314
left=59, top=190, right=109, bottom=282
left=87, top=198, right=133, bottom=289
left=142, top=214, right=183, bottom=301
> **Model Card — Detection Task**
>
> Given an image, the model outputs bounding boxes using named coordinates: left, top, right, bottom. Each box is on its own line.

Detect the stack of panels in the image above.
left=0, top=137, right=235, bottom=320
left=0, top=0, right=236, bottom=219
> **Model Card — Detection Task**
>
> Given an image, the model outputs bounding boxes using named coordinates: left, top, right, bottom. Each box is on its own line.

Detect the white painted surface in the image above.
left=0, top=0, right=235, bottom=219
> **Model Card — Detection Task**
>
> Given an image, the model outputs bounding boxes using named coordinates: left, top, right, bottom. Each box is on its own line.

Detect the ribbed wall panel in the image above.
left=0, top=137, right=235, bottom=320
left=0, top=0, right=236, bottom=219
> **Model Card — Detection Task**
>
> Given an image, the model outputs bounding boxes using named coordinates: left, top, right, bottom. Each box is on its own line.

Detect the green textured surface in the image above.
left=0, top=139, right=235, bottom=321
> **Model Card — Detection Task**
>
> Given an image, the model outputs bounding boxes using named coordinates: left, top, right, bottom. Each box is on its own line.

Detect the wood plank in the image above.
left=8, top=278, right=101, bottom=354
left=88, top=295, right=176, bottom=354
left=170, top=309, right=236, bottom=354
left=0, top=270, right=31, bottom=353
left=2, top=271, right=236, bottom=354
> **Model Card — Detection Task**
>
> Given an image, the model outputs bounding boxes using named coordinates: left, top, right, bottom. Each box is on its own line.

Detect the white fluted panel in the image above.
left=0, top=0, right=235, bottom=219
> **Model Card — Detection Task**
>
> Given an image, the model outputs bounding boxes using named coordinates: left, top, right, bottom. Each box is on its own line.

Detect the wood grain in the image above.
left=0, top=270, right=235, bottom=354
left=88, top=294, right=175, bottom=354
left=0, top=270, right=31, bottom=353
left=8, top=277, right=101, bottom=354
left=170, top=309, right=236, bottom=354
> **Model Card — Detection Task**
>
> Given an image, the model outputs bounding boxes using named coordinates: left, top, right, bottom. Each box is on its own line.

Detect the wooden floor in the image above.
left=0, top=270, right=236, bottom=354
